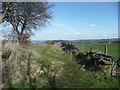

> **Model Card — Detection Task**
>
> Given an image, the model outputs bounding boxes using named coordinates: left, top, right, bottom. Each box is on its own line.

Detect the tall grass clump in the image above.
left=2, top=42, right=41, bottom=88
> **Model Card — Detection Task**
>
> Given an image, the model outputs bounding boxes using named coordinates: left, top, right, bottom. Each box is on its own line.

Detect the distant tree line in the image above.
left=45, top=40, right=69, bottom=45
left=73, top=38, right=120, bottom=44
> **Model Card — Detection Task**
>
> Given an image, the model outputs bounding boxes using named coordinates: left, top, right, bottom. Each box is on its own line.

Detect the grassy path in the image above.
left=28, top=44, right=118, bottom=88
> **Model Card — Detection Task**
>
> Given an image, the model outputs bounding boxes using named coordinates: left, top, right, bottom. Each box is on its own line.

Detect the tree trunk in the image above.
left=18, top=34, right=23, bottom=44
left=13, top=27, right=23, bottom=44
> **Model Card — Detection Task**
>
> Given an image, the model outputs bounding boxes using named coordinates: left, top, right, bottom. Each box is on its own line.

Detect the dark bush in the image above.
left=2, top=48, right=12, bottom=61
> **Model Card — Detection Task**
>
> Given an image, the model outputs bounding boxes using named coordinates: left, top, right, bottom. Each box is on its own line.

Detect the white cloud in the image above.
left=63, top=33, right=68, bottom=35
left=63, top=32, right=80, bottom=36
left=89, top=24, right=96, bottom=27
left=74, top=32, right=80, bottom=35
left=103, top=34, right=107, bottom=37
left=35, top=35, right=40, bottom=37
left=102, top=33, right=118, bottom=38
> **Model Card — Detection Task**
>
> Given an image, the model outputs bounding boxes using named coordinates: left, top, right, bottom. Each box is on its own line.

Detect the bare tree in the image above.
left=0, top=2, right=12, bottom=23
left=2, top=2, right=53, bottom=43
left=2, top=28, right=17, bottom=42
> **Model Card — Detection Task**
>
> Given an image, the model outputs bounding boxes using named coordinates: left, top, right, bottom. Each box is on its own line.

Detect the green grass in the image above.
left=11, top=44, right=118, bottom=88
left=29, top=44, right=71, bottom=62
left=29, top=44, right=118, bottom=88
left=75, top=43, right=120, bottom=61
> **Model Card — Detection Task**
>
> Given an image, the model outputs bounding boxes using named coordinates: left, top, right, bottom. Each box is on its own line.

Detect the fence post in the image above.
left=105, top=45, right=107, bottom=55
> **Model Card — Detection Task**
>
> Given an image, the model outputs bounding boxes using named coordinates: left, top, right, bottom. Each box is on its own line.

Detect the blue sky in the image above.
left=31, top=2, right=118, bottom=40
left=0, top=2, right=118, bottom=40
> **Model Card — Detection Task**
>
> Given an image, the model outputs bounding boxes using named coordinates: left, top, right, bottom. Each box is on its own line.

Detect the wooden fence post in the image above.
left=105, top=45, right=107, bottom=55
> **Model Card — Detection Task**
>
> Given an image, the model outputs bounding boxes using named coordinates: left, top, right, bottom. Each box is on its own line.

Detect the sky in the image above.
left=31, top=2, right=118, bottom=40
left=0, top=2, right=118, bottom=40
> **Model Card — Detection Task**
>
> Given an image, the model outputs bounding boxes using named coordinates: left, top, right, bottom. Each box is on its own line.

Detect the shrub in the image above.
left=2, top=48, right=12, bottom=61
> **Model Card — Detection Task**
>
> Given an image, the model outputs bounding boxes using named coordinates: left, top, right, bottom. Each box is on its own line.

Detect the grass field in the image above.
left=75, top=43, right=120, bottom=61
left=27, top=44, right=118, bottom=88
left=3, top=43, right=118, bottom=88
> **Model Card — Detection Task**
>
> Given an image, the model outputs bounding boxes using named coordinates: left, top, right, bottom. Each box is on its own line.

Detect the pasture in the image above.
left=75, top=43, right=120, bottom=61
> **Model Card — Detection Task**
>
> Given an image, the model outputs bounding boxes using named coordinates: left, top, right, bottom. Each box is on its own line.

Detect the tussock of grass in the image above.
left=2, top=43, right=42, bottom=88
